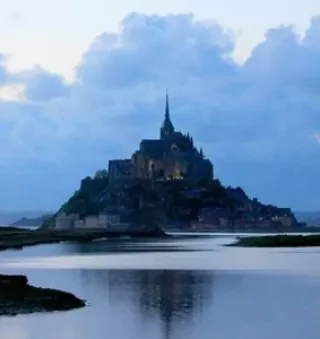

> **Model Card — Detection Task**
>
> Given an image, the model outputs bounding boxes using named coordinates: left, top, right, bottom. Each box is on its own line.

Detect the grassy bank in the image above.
left=170, top=227, right=320, bottom=233
left=230, top=234, right=320, bottom=247
left=0, top=226, right=168, bottom=252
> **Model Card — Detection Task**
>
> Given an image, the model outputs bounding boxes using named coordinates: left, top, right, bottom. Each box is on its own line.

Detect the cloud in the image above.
left=18, top=66, right=69, bottom=101
left=0, top=12, right=320, bottom=210
left=77, top=13, right=236, bottom=95
left=7, top=11, right=23, bottom=24
left=0, top=54, right=12, bottom=84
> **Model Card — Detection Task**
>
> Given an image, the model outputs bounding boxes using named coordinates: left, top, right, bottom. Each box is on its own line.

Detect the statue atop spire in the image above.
left=160, top=89, right=175, bottom=139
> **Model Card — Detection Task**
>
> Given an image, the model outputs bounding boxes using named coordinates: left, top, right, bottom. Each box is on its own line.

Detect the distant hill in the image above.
left=10, top=214, right=52, bottom=227
left=294, top=211, right=320, bottom=226
left=0, top=211, right=52, bottom=226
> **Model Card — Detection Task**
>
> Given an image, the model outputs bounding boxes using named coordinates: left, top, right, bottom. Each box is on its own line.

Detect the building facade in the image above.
left=109, top=91, right=213, bottom=187
left=55, top=212, right=121, bottom=229
left=108, top=159, right=135, bottom=190
left=55, top=212, right=79, bottom=230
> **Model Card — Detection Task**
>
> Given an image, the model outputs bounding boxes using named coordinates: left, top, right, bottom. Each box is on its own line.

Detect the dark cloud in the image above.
left=0, top=13, right=320, bottom=210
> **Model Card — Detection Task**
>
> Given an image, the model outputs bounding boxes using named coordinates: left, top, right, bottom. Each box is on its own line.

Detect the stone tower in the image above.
left=160, top=90, right=175, bottom=139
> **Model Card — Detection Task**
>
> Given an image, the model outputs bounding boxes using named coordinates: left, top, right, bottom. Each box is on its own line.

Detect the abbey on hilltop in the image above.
left=49, top=91, right=301, bottom=231
left=108, top=91, right=213, bottom=188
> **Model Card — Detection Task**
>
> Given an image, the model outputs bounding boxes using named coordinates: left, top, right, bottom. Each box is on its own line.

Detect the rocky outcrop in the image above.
left=0, top=274, right=85, bottom=316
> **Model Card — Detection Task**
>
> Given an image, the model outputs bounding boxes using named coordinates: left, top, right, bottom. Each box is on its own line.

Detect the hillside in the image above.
left=0, top=211, right=52, bottom=226
left=42, top=170, right=110, bottom=228
left=42, top=169, right=298, bottom=230
left=11, top=214, right=52, bottom=227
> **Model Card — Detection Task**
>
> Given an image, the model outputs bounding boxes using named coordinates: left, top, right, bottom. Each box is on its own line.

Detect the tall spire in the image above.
left=160, top=89, right=174, bottom=139
left=165, top=88, right=170, bottom=119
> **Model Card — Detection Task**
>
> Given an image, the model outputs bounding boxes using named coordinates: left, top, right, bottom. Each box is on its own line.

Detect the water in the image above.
left=0, top=234, right=320, bottom=339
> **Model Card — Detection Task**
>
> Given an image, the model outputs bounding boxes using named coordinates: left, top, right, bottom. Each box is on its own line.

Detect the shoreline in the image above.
left=0, top=225, right=167, bottom=317
left=0, top=226, right=168, bottom=252
left=168, top=227, right=319, bottom=234
left=0, top=226, right=318, bottom=252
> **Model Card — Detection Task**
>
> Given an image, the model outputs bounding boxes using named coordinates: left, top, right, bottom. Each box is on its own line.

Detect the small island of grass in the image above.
left=0, top=274, right=85, bottom=316
left=230, top=234, right=320, bottom=247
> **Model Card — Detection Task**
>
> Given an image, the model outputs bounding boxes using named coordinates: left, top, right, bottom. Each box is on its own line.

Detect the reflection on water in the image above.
left=1, top=267, right=320, bottom=339
left=0, top=268, right=215, bottom=339
left=1, top=235, right=320, bottom=339
left=79, top=269, right=213, bottom=339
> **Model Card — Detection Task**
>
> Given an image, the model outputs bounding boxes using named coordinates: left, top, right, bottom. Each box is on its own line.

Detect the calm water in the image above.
left=0, top=234, right=320, bottom=339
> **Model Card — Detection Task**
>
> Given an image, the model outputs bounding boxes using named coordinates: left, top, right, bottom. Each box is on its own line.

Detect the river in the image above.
left=0, top=233, right=320, bottom=339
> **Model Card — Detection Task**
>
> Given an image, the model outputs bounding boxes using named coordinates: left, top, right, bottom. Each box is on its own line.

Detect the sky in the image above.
left=0, top=0, right=320, bottom=211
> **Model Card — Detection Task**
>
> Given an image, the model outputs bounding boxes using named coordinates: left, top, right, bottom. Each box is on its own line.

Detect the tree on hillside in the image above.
left=94, top=169, right=108, bottom=179
left=60, top=173, right=109, bottom=217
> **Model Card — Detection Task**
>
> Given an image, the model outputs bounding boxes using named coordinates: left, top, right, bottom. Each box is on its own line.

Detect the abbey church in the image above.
left=108, top=92, right=213, bottom=187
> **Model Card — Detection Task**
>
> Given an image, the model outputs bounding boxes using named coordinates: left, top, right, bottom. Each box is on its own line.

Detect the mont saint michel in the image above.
left=1, top=6, right=320, bottom=339
left=47, top=92, right=300, bottom=232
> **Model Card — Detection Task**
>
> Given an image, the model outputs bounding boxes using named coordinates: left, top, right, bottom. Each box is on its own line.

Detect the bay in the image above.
left=0, top=234, right=319, bottom=339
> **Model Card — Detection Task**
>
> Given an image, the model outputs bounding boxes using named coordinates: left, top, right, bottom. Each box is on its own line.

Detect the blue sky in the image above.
left=0, top=1, right=320, bottom=211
